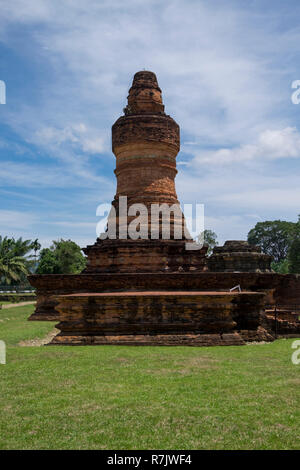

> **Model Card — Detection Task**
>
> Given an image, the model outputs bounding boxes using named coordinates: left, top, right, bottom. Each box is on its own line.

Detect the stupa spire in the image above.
left=124, top=71, right=165, bottom=115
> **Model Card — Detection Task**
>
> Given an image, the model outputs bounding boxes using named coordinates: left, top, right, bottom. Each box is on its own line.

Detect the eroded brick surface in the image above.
left=28, top=71, right=300, bottom=345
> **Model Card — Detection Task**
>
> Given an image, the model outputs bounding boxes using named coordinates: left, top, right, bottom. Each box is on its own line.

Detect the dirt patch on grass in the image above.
left=19, top=328, right=59, bottom=347
left=146, top=355, right=219, bottom=376
left=2, top=301, right=36, bottom=309
left=286, top=377, right=300, bottom=385
left=186, top=356, right=219, bottom=366
left=113, top=357, right=130, bottom=363
left=246, top=341, right=269, bottom=345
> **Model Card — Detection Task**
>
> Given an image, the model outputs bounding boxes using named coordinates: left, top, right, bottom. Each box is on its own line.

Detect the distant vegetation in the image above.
left=0, top=237, right=86, bottom=285
left=36, top=239, right=86, bottom=275
left=247, top=215, right=300, bottom=274
left=197, top=229, right=218, bottom=256
left=0, top=236, right=35, bottom=285
left=1, top=215, right=299, bottom=282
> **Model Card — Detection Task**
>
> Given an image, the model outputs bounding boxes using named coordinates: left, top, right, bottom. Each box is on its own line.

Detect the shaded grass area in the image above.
left=0, top=305, right=299, bottom=450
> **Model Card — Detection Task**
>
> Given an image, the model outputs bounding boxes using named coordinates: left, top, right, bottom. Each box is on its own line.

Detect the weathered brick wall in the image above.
left=28, top=271, right=300, bottom=322
left=208, top=241, right=273, bottom=273
left=112, top=115, right=179, bottom=152
left=50, top=291, right=270, bottom=346
left=27, top=70, right=300, bottom=345
left=83, top=240, right=207, bottom=273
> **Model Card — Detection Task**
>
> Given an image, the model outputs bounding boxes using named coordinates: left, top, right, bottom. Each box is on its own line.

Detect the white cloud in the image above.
left=0, top=210, right=37, bottom=231
left=258, top=127, right=300, bottom=159
left=35, top=123, right=105, bottom=154
left=176, top=162, right=300, bottom=242
left=219, top=188, right=300, bottom=211
left=50, top=221, right=95, bottom=228
left=0, top=1, right=300, bottom=244
left=1, top=1, right=298, bottom=155
left=189, top=127, right=300, bottom=166
left=1, top=0, right=297, bottom=146
left=0, top=160, right=113, bottom=191
left=203, top=215, right=255, bottom=245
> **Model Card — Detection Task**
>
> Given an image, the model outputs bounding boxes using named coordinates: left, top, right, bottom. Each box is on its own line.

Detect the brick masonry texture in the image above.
left=28, top=71, right=300, bottom=345
left=51, top=291, right=271, bottom=346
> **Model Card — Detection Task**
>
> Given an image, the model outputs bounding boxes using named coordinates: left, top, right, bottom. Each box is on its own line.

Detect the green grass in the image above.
left=0, top=305, right=54, bottom=346
left=0, top=305, right=299, bottom=450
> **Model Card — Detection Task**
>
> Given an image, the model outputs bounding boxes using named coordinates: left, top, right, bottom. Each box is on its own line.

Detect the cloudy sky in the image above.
left=0, top=0, right=300, bottom=248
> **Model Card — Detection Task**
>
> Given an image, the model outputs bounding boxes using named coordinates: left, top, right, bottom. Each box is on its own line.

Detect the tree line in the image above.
left=0, top=237, right=86, bottom=285
left=0, top=216, right=299, bottom=285
left=247, top=216, right=300, bottom=274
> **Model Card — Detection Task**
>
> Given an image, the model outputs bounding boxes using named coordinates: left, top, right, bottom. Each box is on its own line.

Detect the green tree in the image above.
left=36, top=248, right=60, bottom=274
left=36, top=239, right=86, bottom=274
left=0, top=236, right=30, bottom=285
left=197, top=229, right=218, bottom=256
left=31, top=238, right=41, bottom=262
left=288, top=237, right=300, bottom=274
left=11, top=237, right=34, bottom=257
left=271, top=258, right=290, bottom=274
left=9, top=236, right=37, bottom=276
left=247, top=220, right=297, bottom=263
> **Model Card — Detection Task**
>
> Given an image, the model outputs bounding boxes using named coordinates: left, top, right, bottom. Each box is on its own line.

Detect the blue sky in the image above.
left=0, top=0, right=300, bottom=248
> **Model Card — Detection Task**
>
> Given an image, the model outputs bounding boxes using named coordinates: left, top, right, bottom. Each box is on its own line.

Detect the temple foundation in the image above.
left=28, top=71, right=300, bottom=345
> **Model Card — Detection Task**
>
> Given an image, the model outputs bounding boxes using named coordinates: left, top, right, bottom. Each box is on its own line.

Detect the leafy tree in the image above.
left=0, top=236, right=30, bottom=285
left=36, top=248, right=60, bottom=274
left=271, top=258, right=290, bottom=274
left=247, top=220, right=297, bottom=263
left=52, top=239, right=86, bottom=274
left=288, top=237, right=300, bottom=274
left=197, top=229, right=218, bottom=256
left=36, top=239, right=86, bottom=274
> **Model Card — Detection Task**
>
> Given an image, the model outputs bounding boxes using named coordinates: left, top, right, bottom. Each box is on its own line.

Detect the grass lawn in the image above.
left=0, top=305, right=299, bottom=450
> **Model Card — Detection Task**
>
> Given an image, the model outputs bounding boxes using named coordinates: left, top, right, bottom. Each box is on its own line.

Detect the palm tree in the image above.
left=0, top=236, right=31, bottom=285
left=31, top=238, right=41, bottom=265
left=11, top=237, right=35, bottom=257
left=10, top=237, right=39, bottom=273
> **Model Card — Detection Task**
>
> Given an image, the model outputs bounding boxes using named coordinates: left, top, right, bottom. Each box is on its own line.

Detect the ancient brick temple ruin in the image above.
left=28, top=71, right=300, bottom=346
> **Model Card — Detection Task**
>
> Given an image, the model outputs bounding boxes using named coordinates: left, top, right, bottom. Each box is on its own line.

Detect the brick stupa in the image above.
left=28, top=71, right=300, bottom=346
left=83, top=71, right=207, bottom=273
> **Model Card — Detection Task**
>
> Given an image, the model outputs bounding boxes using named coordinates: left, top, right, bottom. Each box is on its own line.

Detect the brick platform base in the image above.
left=47, top=290, right=273, bottom=346
left=27, top=70, right=300, bottom=346
left=50, top=332, right=246, bottom=346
